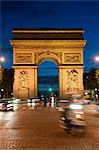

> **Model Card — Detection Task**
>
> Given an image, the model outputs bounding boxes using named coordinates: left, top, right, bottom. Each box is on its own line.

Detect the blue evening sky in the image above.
left=0, top=0, right=99, bottom=73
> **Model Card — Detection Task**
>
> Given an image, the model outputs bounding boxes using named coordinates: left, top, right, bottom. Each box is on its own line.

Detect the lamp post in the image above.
left=94, top=56, right=99, bottom=101
left=0, top=56, right=5, bottom=98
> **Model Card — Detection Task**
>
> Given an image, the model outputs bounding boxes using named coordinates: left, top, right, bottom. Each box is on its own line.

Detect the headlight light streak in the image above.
left=69, top=104, right=83, bottom=110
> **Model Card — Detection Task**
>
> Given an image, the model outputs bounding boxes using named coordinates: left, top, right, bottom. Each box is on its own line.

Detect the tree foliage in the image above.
left=2, top=69, right=14, bottom=98
left=83, top=68, right=98, bottom=90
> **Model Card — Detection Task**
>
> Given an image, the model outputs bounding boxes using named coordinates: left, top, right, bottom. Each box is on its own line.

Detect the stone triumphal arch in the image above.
left=10, top=29, right=86, bottom=100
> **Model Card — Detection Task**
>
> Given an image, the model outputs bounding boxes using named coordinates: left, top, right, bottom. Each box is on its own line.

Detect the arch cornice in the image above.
left=10, top=40, right=86, bottom=49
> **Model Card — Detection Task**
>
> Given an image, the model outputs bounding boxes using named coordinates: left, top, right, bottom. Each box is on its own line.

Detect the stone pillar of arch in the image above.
left=10, top=29, right=86, bottom=100
left=59, top=66, right=84, bottom=98
left=13, top=66, right=38, bottom=100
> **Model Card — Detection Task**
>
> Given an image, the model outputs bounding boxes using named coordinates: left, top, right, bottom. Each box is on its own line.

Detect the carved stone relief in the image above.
left=18, top=71, right=29, bottom=89
left=34, top=51, right=62, bottom=64
left=64, top=53, right=81, bottom=63
left=16, top=53, right=32, bottom=63
left=66, top=69, right=79, bottom=91
left=53, top=52, right=62, bottom=60
left=11, top=40, right=86, bottom=49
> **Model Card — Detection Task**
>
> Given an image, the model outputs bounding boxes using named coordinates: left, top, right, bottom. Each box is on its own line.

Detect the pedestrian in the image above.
left=55, top=96, right=59, bottom=108
left=44, top=97, right=47, bottom=107
left=50, top=96, right=55, bottom=107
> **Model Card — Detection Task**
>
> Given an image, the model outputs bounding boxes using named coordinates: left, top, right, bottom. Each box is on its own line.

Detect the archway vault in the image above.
left=10, top=29, right=86, bottom=100
left=36, top=51, right=62, bottom=65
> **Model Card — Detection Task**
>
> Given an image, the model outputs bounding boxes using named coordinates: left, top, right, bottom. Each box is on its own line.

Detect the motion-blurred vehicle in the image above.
left=59, top=99, right=87, bottom=136
left=0, top=99, right=13, bottom=111
left=79, top=99, right=92, bottom=105
left=71, top=94, right=91, bottom=105
left=13, top=97, right=21, bottom=104
left=27, top=98, right=40, bottom=109
left=28, top=98, right=40, bottom=103
left=96, top=102, right=99, bottom=112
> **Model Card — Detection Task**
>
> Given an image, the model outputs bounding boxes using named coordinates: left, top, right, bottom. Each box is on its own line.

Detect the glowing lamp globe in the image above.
left=0, top=57, right=5, bottom=62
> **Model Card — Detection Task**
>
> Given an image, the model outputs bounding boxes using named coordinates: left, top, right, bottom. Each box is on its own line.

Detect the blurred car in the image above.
left=28, top=98, right=40, bottom=103
left=96, top=102, right=99, bottom=112
left=27, top=98, right=40, bottom=108
left=13, top=97, right=21, bottom=104
left=58, top=99, right=71, bottom=111
left=80, top=99, right=92, bottom=105
left=0, top=99, right=13, bottom=111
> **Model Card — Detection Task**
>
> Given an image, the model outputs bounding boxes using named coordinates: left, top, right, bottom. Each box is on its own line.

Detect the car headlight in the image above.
left=69, top=104, right=83, bottom=110
left=7, top=104, right=13, bottom=107
left=28, top=99, right=30, bottom=102
left=32, top=99, right=35, bottom=103
left=76, top=114, right=83, bottom=119
left=0, top=104, right=3, bottom=107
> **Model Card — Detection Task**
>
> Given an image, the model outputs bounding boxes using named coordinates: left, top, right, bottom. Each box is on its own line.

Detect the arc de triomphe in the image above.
left=10, top=29, right=86, bottom=100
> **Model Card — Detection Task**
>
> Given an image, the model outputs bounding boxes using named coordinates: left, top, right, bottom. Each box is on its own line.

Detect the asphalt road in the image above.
left=0, top=103, right=99, bottom=150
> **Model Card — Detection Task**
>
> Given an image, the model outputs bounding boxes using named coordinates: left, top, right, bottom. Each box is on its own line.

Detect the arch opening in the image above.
left=38, top=60, right=59, bottom=98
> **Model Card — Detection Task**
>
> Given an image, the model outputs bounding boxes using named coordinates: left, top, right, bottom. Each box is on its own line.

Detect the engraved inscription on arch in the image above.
left=16, top=53, right=32, bottom=63
left=64, top=53, right=81, bottom=63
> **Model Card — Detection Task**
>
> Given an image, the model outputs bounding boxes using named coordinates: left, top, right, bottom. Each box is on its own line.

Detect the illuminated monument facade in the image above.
left=10, top=29, right=86, bottom=100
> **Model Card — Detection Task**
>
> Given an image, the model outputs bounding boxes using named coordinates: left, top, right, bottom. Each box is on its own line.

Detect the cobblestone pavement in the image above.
left=0, top=103, right=99, bottom=150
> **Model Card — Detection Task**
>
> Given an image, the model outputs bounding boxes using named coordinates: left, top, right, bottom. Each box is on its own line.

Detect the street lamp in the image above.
left=94, top=56, right=99, bottom=62
left=0, top=56, right=5, bottom=63
left=0, top=56, right=5, bottom=99
left=94, top=56, right=99, bottom=100
left=92, top=56, right=99, bottom=69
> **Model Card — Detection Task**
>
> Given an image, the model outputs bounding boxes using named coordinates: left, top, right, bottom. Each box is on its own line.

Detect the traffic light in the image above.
left=49, top=88, right=52, bottom=92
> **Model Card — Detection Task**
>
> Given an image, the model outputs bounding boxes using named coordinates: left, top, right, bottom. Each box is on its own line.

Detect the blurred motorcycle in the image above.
left=59, top=102, right=87, bottom=136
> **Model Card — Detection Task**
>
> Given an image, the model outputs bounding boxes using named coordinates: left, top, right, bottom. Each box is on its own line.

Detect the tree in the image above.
left=83, top=72, right=90, bottom=90
left=83, top=68, right=97, bottom=90
left=96, top=70, right=99, bottom=84
left=2, top=69, right=14, bottom=98
left=88, top=68, right=97, bottom=90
